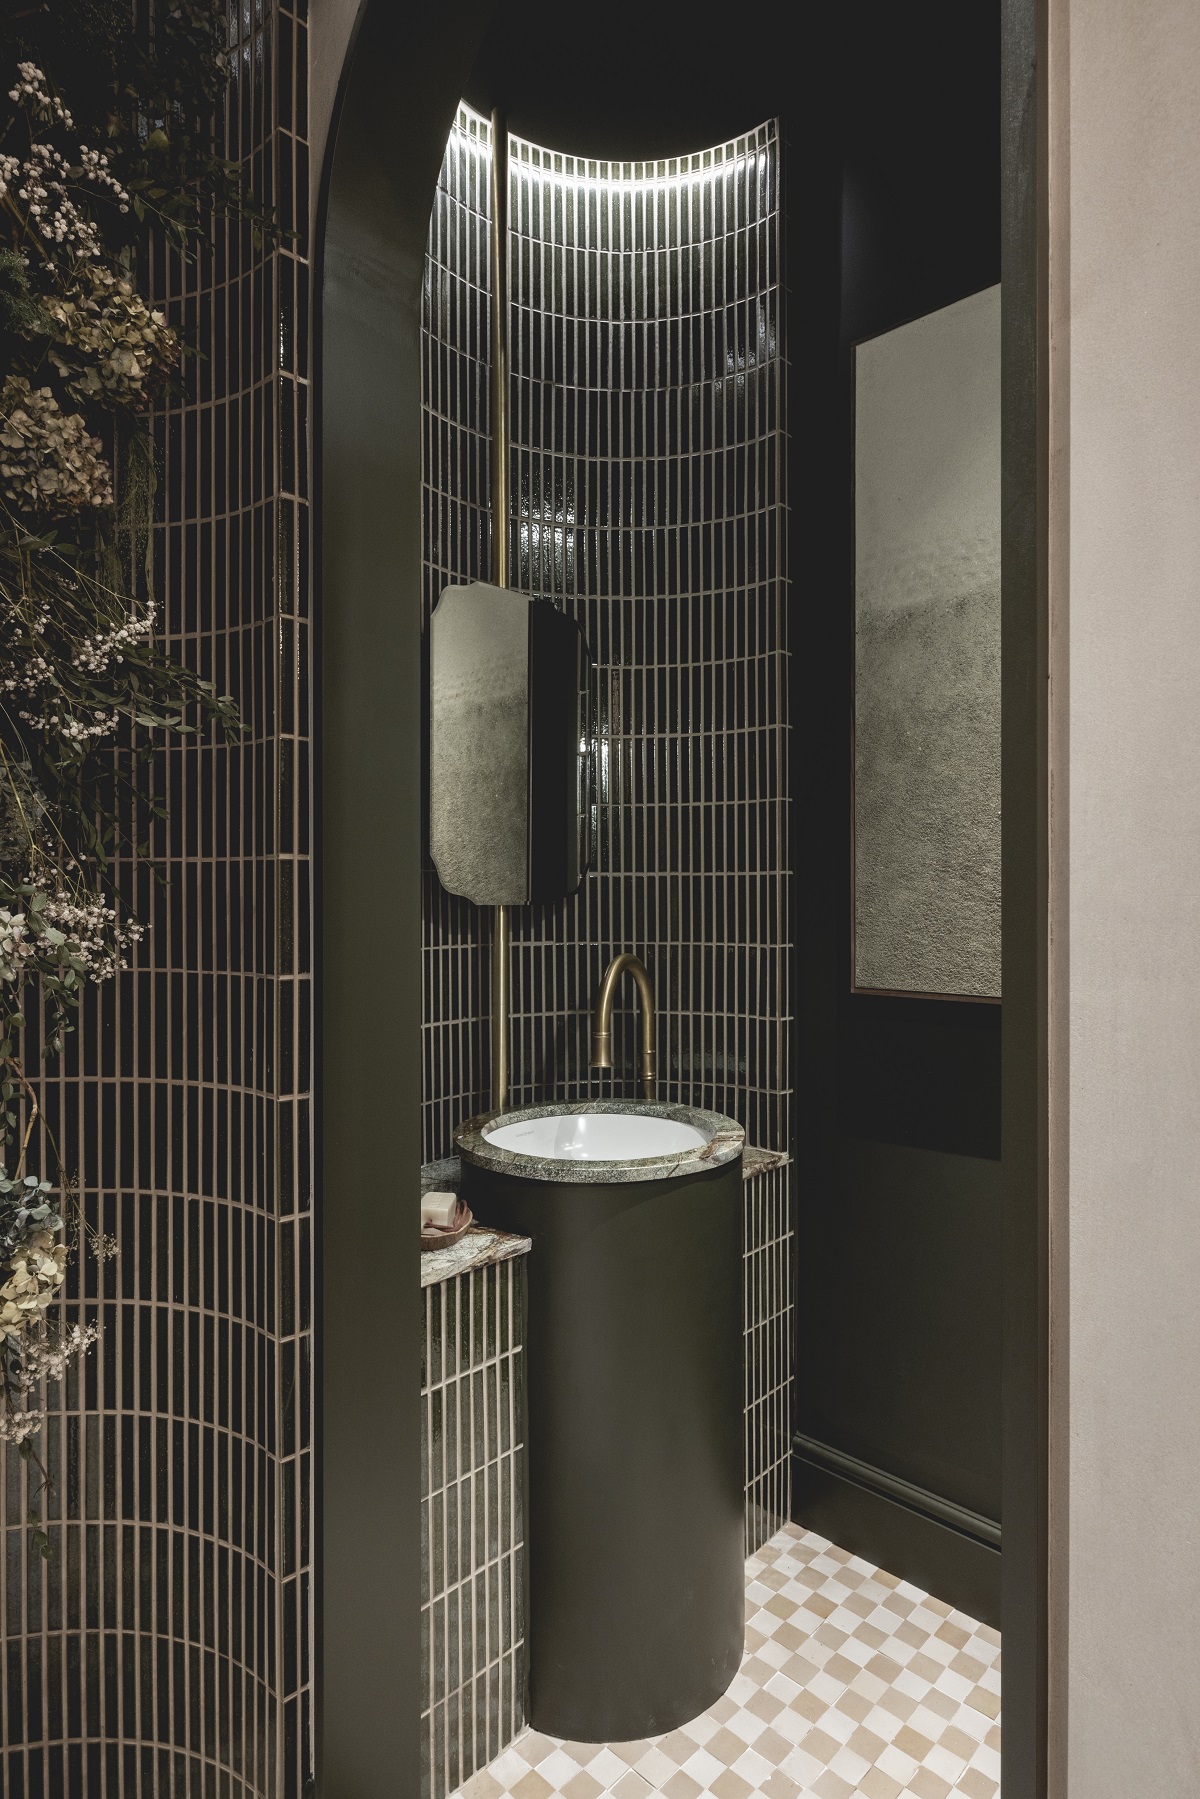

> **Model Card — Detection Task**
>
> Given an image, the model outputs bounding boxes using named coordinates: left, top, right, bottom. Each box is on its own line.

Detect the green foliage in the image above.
left=0, top=10, right=264, bottom=1445
left=0, top=0, right=282, bottom=254
left=0, top=1168, right=60, bottom=1261
left=0, top=246, right=41, bottom=336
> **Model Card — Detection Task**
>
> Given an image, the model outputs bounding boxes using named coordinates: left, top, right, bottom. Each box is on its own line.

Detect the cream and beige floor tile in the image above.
left=454, top=1524, right=1000, bottom=1799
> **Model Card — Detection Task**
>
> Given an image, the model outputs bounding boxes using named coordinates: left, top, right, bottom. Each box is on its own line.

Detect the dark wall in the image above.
left=790, top=2, right=1004, bottom=1624
left=460, top=0, right=1004, bottom=1622
left=318, top=3, right=494, bottom=1792
left=316, top=2, right=1009, bottom=1787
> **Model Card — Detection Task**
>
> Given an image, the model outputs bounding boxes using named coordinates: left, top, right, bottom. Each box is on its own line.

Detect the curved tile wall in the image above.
left=420, top=118, right=795, bottom=1788
left=423, top=109, right=790, bottom=1167
left=0, top=4, right=314, bottom=1793
left=423, top=107, right=496, bottom=1167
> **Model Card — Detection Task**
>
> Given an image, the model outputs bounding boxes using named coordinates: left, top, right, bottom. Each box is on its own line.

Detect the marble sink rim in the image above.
left=454, top=1098, right=744, bottom=1185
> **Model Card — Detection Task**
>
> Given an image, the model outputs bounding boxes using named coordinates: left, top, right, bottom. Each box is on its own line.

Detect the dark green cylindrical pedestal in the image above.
left=463, top=1156, right=744, bottom=1741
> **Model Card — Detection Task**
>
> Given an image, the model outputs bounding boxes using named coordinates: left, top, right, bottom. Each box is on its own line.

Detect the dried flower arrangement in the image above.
left=0, top=3, right=274, bottom=1472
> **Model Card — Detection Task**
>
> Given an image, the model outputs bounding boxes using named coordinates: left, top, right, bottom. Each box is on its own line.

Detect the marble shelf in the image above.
left=420, top=1223, right=531, bottom=1289
left=421, top=1146, right=786, bottom=1206
left=418, top=1144, right=786, bottom=1288
left=742, top=1144, right=790, bottom=1180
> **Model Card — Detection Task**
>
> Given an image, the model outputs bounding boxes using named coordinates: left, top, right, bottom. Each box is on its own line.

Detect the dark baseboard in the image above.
left=791, top=1433, right=1001, bottom=1629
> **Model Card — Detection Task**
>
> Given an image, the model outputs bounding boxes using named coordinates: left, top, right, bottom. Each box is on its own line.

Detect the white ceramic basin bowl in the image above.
left=483, top=1110, right=709, bottom=1162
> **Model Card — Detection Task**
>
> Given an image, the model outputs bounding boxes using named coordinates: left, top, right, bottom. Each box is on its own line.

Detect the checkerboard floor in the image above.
left=454, top=1523, right=1001, bottom=1799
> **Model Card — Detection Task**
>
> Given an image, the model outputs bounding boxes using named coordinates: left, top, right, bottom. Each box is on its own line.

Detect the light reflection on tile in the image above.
left=420, top=104, right=790, bottom=1218
left=421, top=103, right=793, bottom=1799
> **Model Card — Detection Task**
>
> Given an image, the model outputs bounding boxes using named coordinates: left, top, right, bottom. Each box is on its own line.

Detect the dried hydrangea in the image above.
left=0, top=1226, right=66, bottom=1339
left=0, top=377, right=112, bottom=515
left=0, top=907, right=37, bottom=984
left=47, top=266, right=178, bottom=408
left=0, top=1175, right=63, bottom=1367
left=0, top=1164, right=102, bottom=1439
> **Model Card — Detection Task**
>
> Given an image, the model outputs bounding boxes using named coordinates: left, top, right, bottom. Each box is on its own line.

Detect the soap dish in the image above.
left=421, top=1201, right=473, bottom=1251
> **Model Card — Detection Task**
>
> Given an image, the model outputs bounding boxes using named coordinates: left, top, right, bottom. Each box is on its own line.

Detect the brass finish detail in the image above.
left=491, top=901, right=511, bottom=1113
left=490, top=108, right=511, bottom=1113
left=591, top=953, right=657, bottom=1100
left=489, top=106, right=510, bottom=591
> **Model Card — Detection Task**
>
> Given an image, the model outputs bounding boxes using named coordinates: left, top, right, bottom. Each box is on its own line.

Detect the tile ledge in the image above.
left=743, top=1145, right=790, bottom=1180
left=420, top=1224, right=531, bottom=1289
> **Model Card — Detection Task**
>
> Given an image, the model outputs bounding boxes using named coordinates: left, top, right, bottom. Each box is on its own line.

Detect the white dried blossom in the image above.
left=76, top=146, right=130, bottom=209
left=35, top=886, right=145, bottom=980
left=8, top=63, right=73, bottom=130
left=0, top=70, right=136, bottom=260
left=0, top=640, right=54, bottom=699
left=48, top=267, right=177, bottom=408
left=0, top=873, right=143, bottom=987
left=72, top=602, right=154, bottom=675
left=0, top=377, right=113, bottom=515
left=16, top=704, right=122, bottom=743
left=0, top=1405, right=44, bottom=1443
left=21, top=1320, right=99, bottom=1382
left=11, top=140, right=101, bottom=257
left=0, top=1320, right=100, bottom=1441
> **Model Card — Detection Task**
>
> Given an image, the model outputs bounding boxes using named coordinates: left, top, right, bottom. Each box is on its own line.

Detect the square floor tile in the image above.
left=610, top=1774, right=654, bottom=1799
left=448, top=1525, right=1001, bottom=1799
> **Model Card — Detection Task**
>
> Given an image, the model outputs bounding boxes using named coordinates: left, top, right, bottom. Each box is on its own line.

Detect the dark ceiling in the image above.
left=463, top=0, right=1001, bottom=339
left=463, top=0, right=804, bottom=162
left=465, top=0, right=999, bottom=190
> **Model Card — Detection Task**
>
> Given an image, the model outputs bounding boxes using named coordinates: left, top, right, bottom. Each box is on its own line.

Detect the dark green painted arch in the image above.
left=316, top=5, right=495, bottom=1791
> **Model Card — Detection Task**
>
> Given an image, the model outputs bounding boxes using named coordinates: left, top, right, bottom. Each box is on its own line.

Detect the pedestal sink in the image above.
left=455, top=1099, right=745, bottom=1741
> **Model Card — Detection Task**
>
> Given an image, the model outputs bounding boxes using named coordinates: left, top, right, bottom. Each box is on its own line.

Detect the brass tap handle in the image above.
left=590, top=952, right=656, bottom=1100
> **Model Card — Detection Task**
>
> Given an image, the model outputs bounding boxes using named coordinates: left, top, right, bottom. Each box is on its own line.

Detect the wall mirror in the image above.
left=852, top=284, right=1002, bottom=1000
left=429, top=580, right=595, bottom=906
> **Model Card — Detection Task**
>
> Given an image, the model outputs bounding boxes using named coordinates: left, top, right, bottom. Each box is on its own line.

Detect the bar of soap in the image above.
left=422, top=1191, right=458, bottom=1230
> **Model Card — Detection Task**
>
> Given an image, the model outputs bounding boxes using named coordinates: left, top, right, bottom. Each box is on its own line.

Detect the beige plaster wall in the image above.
left=1057, top=0, right=1200, bottom=1788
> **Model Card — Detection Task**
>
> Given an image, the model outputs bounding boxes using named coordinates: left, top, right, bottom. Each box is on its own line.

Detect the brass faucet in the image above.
left=590, top=953, right=656, bottom=1100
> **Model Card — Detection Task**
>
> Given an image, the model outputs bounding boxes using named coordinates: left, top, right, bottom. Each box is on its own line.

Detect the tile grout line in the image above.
left=453, top=1522, right=1001, bottom=1799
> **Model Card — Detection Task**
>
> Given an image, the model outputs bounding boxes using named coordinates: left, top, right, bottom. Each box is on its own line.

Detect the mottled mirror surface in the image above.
left=429, top=580, right=593, bottom=906
left=853, top=284, right=1001, bottom=999
left=431, top=581, right=531, bottom=904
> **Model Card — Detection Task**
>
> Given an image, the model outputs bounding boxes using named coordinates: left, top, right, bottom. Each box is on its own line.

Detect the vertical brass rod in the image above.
left=490, top=107, right=511, bottom=1111
left=492, top=902, right=511, bottom=1114
left=489, top=106, right=510, bottom=590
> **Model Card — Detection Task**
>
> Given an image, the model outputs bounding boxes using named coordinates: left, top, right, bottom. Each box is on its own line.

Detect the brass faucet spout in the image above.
left=591, top=953, right=656, bottom=1100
